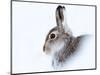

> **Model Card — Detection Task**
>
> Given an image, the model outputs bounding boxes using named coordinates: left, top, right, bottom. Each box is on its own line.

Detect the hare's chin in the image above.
left=44, top=50, right=51, bottom=55
left=44, top=49, right=55, bottom=55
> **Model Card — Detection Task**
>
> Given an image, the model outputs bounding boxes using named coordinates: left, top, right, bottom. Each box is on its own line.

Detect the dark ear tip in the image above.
left=57, top=5, right=65, bottom=10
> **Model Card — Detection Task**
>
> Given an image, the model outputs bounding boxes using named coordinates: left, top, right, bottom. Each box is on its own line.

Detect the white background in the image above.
left=12, top=1, right=95, bottom=73
left=0, top=0, right=100, bottom=75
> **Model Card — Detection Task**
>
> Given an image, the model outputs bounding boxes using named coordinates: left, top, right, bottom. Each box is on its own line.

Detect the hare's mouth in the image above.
left=43, top=45, right=51, bottom=54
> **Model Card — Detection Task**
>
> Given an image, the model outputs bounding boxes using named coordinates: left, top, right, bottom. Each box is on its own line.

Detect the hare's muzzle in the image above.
left=43, top=44, right=46, bottom=52
left=43, top=44, right=51, bottom=54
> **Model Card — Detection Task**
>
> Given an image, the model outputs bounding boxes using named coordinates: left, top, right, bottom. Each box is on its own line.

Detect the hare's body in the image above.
left=43, top=5, right=84, bottom=68
left=52, top=35, right=83, bottom=68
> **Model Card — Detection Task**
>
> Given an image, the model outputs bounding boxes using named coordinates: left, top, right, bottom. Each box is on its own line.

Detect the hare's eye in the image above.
left=50, top=33, right=56, bottom=39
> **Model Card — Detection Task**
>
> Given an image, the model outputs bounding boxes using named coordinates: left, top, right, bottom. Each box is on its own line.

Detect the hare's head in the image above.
left=43, top=5, right=72, bottom=55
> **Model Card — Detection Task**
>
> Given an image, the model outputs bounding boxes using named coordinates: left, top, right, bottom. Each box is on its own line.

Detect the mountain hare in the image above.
left=43, top=5, right=85, bottom=69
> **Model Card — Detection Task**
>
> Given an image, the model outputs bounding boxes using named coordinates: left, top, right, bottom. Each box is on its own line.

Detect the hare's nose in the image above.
left=43, top=45, right=45, bottom=52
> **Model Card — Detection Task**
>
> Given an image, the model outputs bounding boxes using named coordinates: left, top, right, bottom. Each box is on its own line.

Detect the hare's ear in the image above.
left=56, top=5, right=65, bottom=33
left=56, top=5, right=72, bottom=35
